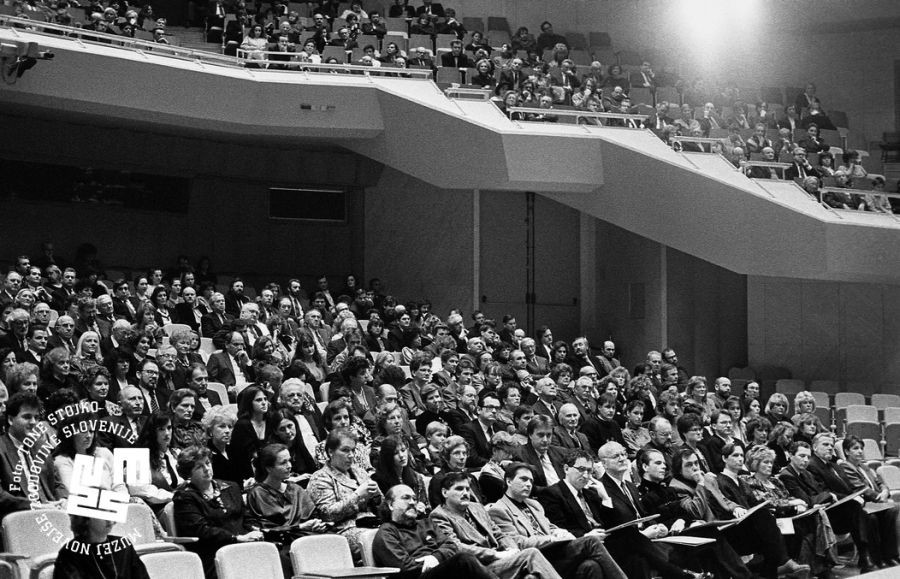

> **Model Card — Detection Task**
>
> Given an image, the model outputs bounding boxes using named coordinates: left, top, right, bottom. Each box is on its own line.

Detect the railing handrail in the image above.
left=444, top=87, right=492, bottom=100
left=672, top=136, right=725, bottom=144
left=743, top=160, right=793, bottom=169
left=235, top=48, right=432, bottom=78
left=508, top=107, right=650, bottom=122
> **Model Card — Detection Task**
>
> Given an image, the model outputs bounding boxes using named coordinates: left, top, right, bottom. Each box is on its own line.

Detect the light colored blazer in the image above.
left=487, top=494, right=566, bottom=549
left=308, top=464, right=382, bottom=532
left=429, top=502, right=517, bottom=560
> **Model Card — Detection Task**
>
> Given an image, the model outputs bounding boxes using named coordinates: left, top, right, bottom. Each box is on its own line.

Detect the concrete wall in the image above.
left=748, top=276, right=900, bottom=394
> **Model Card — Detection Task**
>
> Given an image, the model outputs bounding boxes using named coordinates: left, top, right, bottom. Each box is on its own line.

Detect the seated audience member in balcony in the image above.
left=301, top=39, right=323, bottom=63
left=416, top=0, right=445, bottom=19
left=822, top=171, right=862, bottom=210
left=241, top=24, right=267, bottom=59
left=602, top=64, right=630, bottom=92
left=267, top=35, right=296, bottom=69
left=547, top=44, right=569, bottom=68
left=727, top=146, right=746, bottom=168
left=572, top=77, right=600, bottom=109
left=339, top=1, right=368, bottom=21
left=800, top=176, right=821, bottom=199
left=838, top=150, right=868, bottom=181
left=746, top=123, right=774, bottom=155
left=697, top=102, right=724, bottom=136
left=410, top=13, right=437, bottom=36
left=533, top=95, right=561, bottom=123
left=727, top=100, right=752, bottom=130
left=794, top=82, right=821, bottom=115
left=492, top=44, right=515, bottom=70
left=441, top=40, right=474, bottom=68
left=436, top=9, right=465, bottom=39
left=465, top=31, right=492, bottom=57
left=551, top=59, right=581, bottom=104
left=745, top=148, right=780, bottom=179
left=581, top=61, right=604, bottom=88
left=329, top=26, right=358, bottom=49
left=602, top=85, right=626, bottom=112
left=797, top=123, right=828, bottom=155
left=316, top=0, right=341, bottom=21
left=408, top=47, right=435, bottom=69
left=777, top=104, right=801, bottom=132
left=645, top=101, right=673, bottom=133
left=274, top=19, right=299, bottom=44
left=388, top=0, right=415, bottom=18
left=784, top=147, right=821, bottom=181
left=511, top=26, right=537, bottom=53
left=495, top=58, right=527, bottom=95
left=536, top=21, right=568, bottom=53
left=469, top=59, right=496, bottom=90
left=362, top=11, right=387, bottom=39
left=380, top=41, right=404, bottom=64
left=774, top=127, right=797, bottom=158
left=751, top=101, right=776, bottom=128
left=634, top=61, right=656, bottom=89
left=304, top=14, right=330, bottom=52
left=817, top=151, right=836, bottom=176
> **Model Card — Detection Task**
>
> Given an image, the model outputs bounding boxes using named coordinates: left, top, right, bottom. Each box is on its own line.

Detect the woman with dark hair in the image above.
left=288, top=329, right=327, bottom=389
left=745, top=416, right=772, bottom=447
left=134, top=302, right=158, bottom=333
left=105, top=348, right=135, bottom=400
left=229, top=385, right=272, bottom=483
left=364, top=318, right=387, bottom=353
left=308, top=428, right=383, bottom=563
left=128, top=413, right=182, bottom=512
left=267, top=407, right=318, bottom=477
left=53, top=411, right=125, bottom=493
left=766, top=421, right=796, bottom=474
left=495, top=383, right=521, bottom=432
left=549, top=340, right=569, bottom=368
left=602, top=63, right=630, bottom=91
left=169, top=388, right=207, bottom=450
left=174, top=445, right=263, bottom=577
left=0, top=347, right=16, bottom=382
left=371, top=401, right=424, bottom=472
left=372, top=434, right=429, bottom=510
left=53, top=514, right=149, bottom=579
left=78, top=365, right=121, bottom=419
left=797, top=123, right=828, bottom=155
left=150, top=286, right=173, bottom=326
left=246, top=443, right=327, bottom=573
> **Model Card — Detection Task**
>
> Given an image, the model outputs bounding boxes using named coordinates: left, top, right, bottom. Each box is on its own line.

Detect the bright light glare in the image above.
left=677, top=0, right=760, bottom=49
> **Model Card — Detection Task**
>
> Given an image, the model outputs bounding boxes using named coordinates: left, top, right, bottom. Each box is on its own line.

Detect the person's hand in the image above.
left=795, top=503, right=807, bottom=513
left=641, top=524, right=667, bottom=539
left=415, top=555, right=439, bottom=571
left=236, top=530, right=263, bottom=542
left=553, top=529, right=576, bottom=541
left=670, top=519, right=686, bottom=534
left=299, top=519, right=328, bottom=532
left=586, top=528, right=608, bottom=541
left=732, top=507, right=748, bottom=518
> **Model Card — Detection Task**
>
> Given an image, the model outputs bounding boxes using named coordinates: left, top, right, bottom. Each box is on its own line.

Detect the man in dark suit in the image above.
left=415, top=384, right=451, bottom=437
left=784, top=147, right=822, bottom=181
left=551, top=403, right=590, bottom=451
left=1, top=309, right=29, bottom=357
left=99, top=385, right=148, bottom=448
left=794, top=83, right=821, bottom=115
left=46, top=315, right=77, bottom=355
left=531, top=377, right=561, bottom=420
left=415, top=0, right=444, bottom=19
left=540, top=447, right=701, bottom=579
left=185, top=362, right=224, bottom=421
left=495, top=59, right=528, bottom=96
left=111, top=279, right=141, bottom=323
left=700, top=410, right=745, bottom=474
left=458, top=390, right=500, bottom=467
left=440, top=40, right=473, bottom=68
left=520, top=338, right=549, bottom=380
left=0, top=393, right=67, bottom=511
left=207, top=331, right=253, bottom=400
left=565, top=337, right=596, bottom=373
left=200, top=292, right=233, bottom=343
left=174, top=286, right=208, bottom=332
left=445, top=384, right=478, bottom=434
left=519, top=414, right=567, bottom=494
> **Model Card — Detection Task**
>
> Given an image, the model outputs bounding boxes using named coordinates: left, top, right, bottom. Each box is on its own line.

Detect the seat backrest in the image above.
left=111, top=502, right=158, bottom=544
left=142, top=551, right=204, bottom=579
left=207, top=382, right=229, bottom=405
left=2, top=509, right=73, bottom=558
left=162, top=323, right=191, bottom=337
left=216, top=543, right=283, bottom=579
left=835, top=392, right=865, bottom=409
left=462, top=17, right=484, bottom=33
left=160, top=501, right=178, bottom=536
left=775, top=379, right=805, bottom=396
left=728, top=366, right=756, bottom=381
left=877, top=465, right=900, bottom=490
left=863, top=438, right=883, bottom=461
left=845, top=404, right=878, bottom=423
left=871, top=394, right=900, bottom=411
left=884, top=407, right=900, bottom=424
left=290, top=535, right=353, bottom=573
left=809, top=391, right=830, bottom=409
left=358, top=529, right=378, bottom=566
left=199, top=337, right=216, bottom=356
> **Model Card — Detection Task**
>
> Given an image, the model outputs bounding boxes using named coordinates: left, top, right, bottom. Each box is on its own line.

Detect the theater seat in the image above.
left=141, top=551, right=204, bottom=579
left=216, top=543, right=282, bottom=579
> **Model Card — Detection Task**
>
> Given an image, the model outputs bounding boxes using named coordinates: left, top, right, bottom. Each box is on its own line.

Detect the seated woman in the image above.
left=229, top=385, right=273, bottom=483
left=287, top=329, right=327, bottom=390
left=169, top=388, right=208, bottom=450
left=469, top=58, right=497, bottom=91
left=427, top=435, right=483, bottom=507
left=602, top=64, right=630, bottom=92
left=818, top=151, right=837, bottom=177
left=796, top=123, right=828, bottom=155
left=743, top=444, right=836, bottom=576
left=105, top=349, right=135, bottom=401
left=409, top=13, right=436, bottom=36
left=839, top=436, right=900, bottom=568
left=54, top=411, right=128, bottom=495
left=371, top=434, right=429, bottom=511
left=246, top=443, right=328, bottom=575
left=838, top=150, right=869, bottom=182
left=791, top=412, right=824, bottom=446
left=313, top=399, right=371, bottom=471
left=764, top=393, right=791, bottom=426
left=8, top=361, right=40, bottom=396
left=128, top=413, right=183, bottom=514
left=72, top=330, right=103, bottom=379
left=464, top=31, right=491, bottom=56
left=268, top=407, right=318, bottom=478
left=308, top=428, right=383, bottom=563
left=510, top=26, right=536, bottom=53
left=766, top=421, right=796, bottom=474
left=53, top=514, right=149, bottom=579
left=203, top=404, right=242, bottom=486
left=495, top=383, right=521, bottom=433
left=174, top=446, right=263, bottom=578
left=370, top=401, right=425, bottom=472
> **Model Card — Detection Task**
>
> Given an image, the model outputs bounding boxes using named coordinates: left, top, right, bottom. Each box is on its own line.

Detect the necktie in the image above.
left=519, top=504, right=543, bottom=535
left=620, top=480, right=639, bottom=515
left=126, top=299, right=136, bottom=317
left=541, top=453, right=560, bottom=486
left=148, top=389, right=160, bottom=414
left=710, top=117, right=719, bottom=129
left=577, top=490, right=599, bottom=527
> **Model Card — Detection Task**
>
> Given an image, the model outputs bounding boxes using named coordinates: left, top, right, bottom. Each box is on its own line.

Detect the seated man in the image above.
left=745, top=147, right=780, bottom=179
left=540, top=447, right=706, bottom=579
left=374, top=484, right=498, bottom=579
left=429, top=472, right=562, bottom=579
left=488, top=462, right=626, bottom=579
left=0, top=392, right=68, bottom=513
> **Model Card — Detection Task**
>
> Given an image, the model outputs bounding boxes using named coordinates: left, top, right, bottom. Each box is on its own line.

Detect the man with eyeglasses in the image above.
left=47, top=315, right=76, bottom=355
left=520, top=414, right=567, bottom=495
left=785, top=147, right=821, bottom=181
left=207, top=330, right=253, bottom=401
left=136, top=359, right=168, bottom=415
left=700, top=410, right=744, bottom=474
left=0, top=272, right=22, bottom=309
left=459, top=391, right=500, bottom=468
left=645, top=416, right=677, bottom=467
